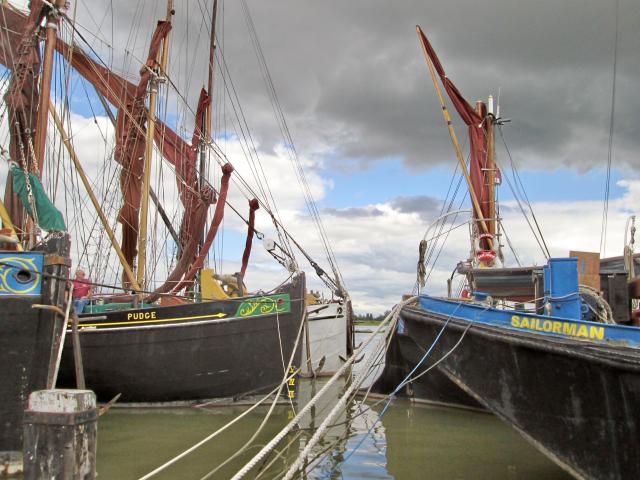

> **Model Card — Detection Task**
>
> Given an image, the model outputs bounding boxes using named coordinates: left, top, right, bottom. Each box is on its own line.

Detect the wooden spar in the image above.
left=193, top=0, right=218, bottom=279
left=206, top=0, right=218, bottom=138
left=34, top=0, right=65, bottom=175
left=159, top=1, right=174, bottom=78
left=201, top=0, right=218, bottom=189
left=416, top=26, right=493, bottom=249
left=136, top=68, right=160, bottom=288
left=137, top=0, right=174, bottom=289
left=149, top=188, right=180, bottom=245
left=49, top=104, right=142, bottom=292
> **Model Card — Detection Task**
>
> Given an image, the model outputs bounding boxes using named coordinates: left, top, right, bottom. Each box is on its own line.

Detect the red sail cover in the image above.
left=417, top=29, right=491, bottom=228
left=240, top=198, right=260, bottom=280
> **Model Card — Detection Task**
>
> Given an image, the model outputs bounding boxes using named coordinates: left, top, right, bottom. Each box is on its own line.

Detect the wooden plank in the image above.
left=570, top=251, right=601, bottom=290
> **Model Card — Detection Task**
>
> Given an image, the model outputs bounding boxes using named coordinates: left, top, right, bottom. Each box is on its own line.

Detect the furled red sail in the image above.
left=55, top=31, right=213, bottom=276
left=169, top=163, right=234, bottom=295
left=156, top=88, right=213, bottom=262
left=114, top=20, right=171, bottom=271
left=417, top=29, right=492, bottom=229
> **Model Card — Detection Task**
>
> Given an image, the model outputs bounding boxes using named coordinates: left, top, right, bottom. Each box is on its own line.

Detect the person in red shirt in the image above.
left=72, top=269, right=93, bottom=314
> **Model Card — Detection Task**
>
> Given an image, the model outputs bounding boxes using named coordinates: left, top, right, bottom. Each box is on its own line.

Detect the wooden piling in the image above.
left=23, top=390, right=97, bottom=480
left=0, top=452, right=22, bottom=477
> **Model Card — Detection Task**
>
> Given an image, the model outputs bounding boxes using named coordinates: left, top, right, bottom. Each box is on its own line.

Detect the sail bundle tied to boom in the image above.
left=10, top=165, right=66, bottom=232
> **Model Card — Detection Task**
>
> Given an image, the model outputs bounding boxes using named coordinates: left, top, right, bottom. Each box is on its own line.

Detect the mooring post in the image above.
left=23, top=389, right=97, bottom=480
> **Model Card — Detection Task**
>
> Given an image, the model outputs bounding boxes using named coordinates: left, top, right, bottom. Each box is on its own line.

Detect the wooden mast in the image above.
left=34, top=0, right=65, bottom=175
left=416, top=26, right=493, bottom=249
left=137, top=0, right=174, bottom=290
left=194, top=0, right=218, bottom=287
left=206, top=0, right=218, bottom=141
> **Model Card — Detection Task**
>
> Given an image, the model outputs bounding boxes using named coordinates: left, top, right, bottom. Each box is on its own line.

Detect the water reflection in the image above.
left=380, top=402, right=571, bottom=480
left=97, top=375, right=570, bottom=479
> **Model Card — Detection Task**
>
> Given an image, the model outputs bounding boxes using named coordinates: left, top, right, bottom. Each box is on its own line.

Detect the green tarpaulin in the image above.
left=10, top=165, right=66, bottom=232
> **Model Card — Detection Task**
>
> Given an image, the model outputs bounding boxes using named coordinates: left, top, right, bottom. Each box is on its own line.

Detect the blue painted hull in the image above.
left=419, top=296, right=640, bottom=348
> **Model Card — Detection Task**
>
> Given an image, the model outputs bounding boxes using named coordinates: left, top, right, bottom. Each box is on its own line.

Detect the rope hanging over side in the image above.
left=417, top=239, right=427, bottom=288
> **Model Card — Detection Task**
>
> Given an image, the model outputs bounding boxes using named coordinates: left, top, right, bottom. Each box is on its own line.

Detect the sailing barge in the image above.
left=376, top=26, right=640, bottom=480
left=1, top=0, right=352, bottom=410
left=57, top=274, right=305, bottom=402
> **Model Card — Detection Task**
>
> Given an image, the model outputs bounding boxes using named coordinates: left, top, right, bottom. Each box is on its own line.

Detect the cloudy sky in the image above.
left=4, top=0, right=640, bottom=313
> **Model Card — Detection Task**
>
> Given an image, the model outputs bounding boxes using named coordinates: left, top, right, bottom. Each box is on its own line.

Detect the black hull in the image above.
left=58, top=273, right=306, bottom=403
left=397, top=305, right=640, bottom=480
left=0, top=234, right=71, bottom=453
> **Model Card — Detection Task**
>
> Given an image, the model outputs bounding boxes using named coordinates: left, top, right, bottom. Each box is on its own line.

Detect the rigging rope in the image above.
left=311, top=302, right=487, bottom=479
left=497, top=127, right=550, bottom=259
left=600, top=0, right=620, bottom=256
left=56, top=4, right=340, bottom=291
left=139, top=296, right=306, bottom=480
left=238, top=0, right=346, bottom=293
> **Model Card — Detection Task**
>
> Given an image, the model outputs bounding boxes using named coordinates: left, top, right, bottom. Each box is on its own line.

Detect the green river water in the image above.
left=97, top=382, right=572, bottom=479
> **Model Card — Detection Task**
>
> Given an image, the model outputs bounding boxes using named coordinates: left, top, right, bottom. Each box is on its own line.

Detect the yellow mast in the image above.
left=137, top=0, right=174, bottom=290
left=0, top=200, right=23, bottom=251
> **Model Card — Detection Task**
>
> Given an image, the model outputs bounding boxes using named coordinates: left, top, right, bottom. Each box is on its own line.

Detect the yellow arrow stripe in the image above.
left=77, top=311, right=228, bottom=328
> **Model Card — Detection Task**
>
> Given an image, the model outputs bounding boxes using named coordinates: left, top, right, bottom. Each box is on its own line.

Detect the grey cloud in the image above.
left=389, top=195, right=440, bottom=221
left=77, top=0, right=640, bottom=176
left=322, top=206, right=384, bottom=218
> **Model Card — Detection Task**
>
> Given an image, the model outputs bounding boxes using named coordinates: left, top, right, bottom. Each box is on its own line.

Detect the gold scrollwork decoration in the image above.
left=237, top=295, right=289, bottom=318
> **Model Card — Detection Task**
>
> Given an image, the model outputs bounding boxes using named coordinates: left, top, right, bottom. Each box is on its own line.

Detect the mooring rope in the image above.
left=279, top=299, right=413, bottom=480
left=316, top=302, right=491, bottom=478
left=229, top=297, right=412, bottom=480
left=196, top=310, right=306, bottom=480
left=138, top=301, right=307, bottom=480
left=136, top=371, right=297, bottom=480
